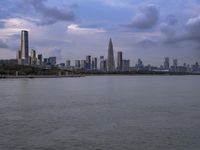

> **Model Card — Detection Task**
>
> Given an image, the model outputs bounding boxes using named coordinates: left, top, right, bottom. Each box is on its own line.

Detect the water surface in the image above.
left=0, top=76, right=200, bottom=150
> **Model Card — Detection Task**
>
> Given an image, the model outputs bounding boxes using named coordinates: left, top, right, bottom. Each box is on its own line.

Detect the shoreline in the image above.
left=0, top=75, right=85, bottom=79
left=0, top=73, right=200, bottom=79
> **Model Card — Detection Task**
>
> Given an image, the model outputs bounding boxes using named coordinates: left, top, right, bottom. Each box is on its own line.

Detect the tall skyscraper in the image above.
left=16, top=50, right=21, bottom=65
left=117, top=51, right=122, bottom=71
left=86, top=55, right=91, bottom=70
left=164, top=57, right=170, bottom=70
left=172, top=59, right=178, bottom=72
left=92, top=57, right=97, bottom=70
left=38, top=54, right=43, bottom=66
left=107, top=38, right=115, bottom=72
left=21, top=30, right=29, bottom=64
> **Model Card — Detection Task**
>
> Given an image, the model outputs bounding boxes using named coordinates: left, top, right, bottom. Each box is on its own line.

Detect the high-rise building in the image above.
left=16, top=50, right=22, bottom=65
left=102, top=60, right=107, bottom=72
left=92, top=57, right=97, bottom=70
left=37, top=54, right=43, bottom=66
left=136, top=58, right=144, bottom=70
left=75, top=60, right=81, bottom=69
left=16, top=50, right=21, bottom=60
left=100, top=56, right=107, bottom=72
left=192, top=62, right=199, bottom=73
left=31, top=49, right=36, bottom=58
left=122, top=60, right=130, bottom=72
left=48, top=57, right=56, bottom=66
left=171, top=59, right=178, bottom=72
left=164, top=57, right=170, bottom=70
left=43, top=58, right=48, bottom=65
left=86, top=55, right=91, bottom=70
left=173, top=59, right=178, bottom=67
left=117, top=51, right=122, bottom=72
left=21, top=30, right=29, bottom=65
left=66, top=60, right=71, bottom=68
left=81, top=60, right=86, bottom=69
left=107, top=38, right=115, bottom=72
left=30, top=49, right=37, bottom=65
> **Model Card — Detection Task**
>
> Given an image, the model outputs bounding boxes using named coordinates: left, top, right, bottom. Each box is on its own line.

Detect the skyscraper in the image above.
left=81, top=60, right=86, bottom=69
left=92, top=57, right=97, bottom=70
left=75, top=60, right=81, bottom=69
left=100, top=56, right=107, bottom=72
left=21, top=30, right=29, bottom=65
left=172, top=59, right=178, bottom=72
left=173, top=59, right=178, bottom=67
left=38, top=54, right=43, bottom=66
left=43, top=58, right=48, bottom=65
left=122, top=60, right=130, bottom=72
left=16, top=50, right=21, bottom=65
left=48, top=57, right=56, bottom=66
left=66, top=60, right=71, bottom=68
left=30, top=49, right=37, bottom=65
left=117, top=51, right=122, bottom=72
left=136, top=58, right=144, bottom=70
left=107, top=38, right=115, bottom=72
left=164, top=57, right=170, bottom=70
left=86, top=55, right=91, bottom=70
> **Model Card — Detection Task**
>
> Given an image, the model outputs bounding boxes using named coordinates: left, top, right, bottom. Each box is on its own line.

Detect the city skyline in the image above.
left=0, top=0, right=200, bottom=66
left=12, top=30, right=199, bottom=74
left=1, top=29, right=200, bottom=69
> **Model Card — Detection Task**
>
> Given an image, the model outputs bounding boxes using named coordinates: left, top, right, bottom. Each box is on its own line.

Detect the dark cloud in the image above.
left=0, top=40, right=9, bottom=48
left=0, top=0, right=27, bottom=20
left=174, top=16, right=200, bottom=45
left=26, top=0, right=75, bottom=26
left=160, top=23, right=176, bottom=40
left=0, top=0, right=75, bottom=26
left=160, top=15, right=200, bottom=48
left=130, top=4, right=159, bottom=29
left=166, top=15, right=178, bottom=26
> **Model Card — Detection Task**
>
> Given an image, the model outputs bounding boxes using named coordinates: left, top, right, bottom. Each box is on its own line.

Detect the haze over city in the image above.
left=0, top=0, right=200, bottom=65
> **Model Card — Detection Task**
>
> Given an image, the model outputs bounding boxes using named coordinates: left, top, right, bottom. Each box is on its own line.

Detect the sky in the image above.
left=0, top=0, right=200, bottom=66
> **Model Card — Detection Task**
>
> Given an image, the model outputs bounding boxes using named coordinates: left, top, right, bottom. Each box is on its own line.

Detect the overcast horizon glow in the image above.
left=0, top=0, right=200, bottom=66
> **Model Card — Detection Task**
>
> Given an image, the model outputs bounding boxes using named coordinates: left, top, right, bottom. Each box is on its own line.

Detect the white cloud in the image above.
left=0, top=18, right=35, bottom=38
left=67, top=24, right=106, bottom=34
left=186, top=15, right=200, bottom=34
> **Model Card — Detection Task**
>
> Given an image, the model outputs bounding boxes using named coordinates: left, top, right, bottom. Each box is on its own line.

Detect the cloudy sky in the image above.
left=0, top=0, right=200, bottom=66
